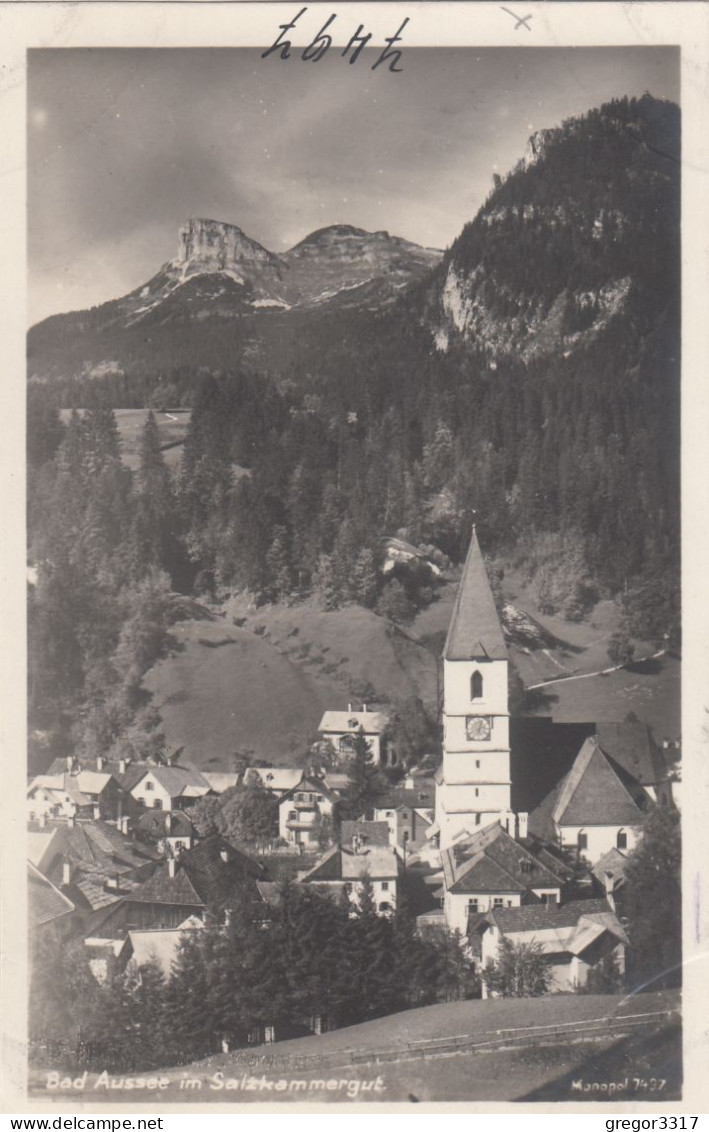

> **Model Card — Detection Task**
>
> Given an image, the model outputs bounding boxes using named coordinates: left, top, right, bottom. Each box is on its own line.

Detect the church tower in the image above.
left=436, top=529, right=511, bottom=849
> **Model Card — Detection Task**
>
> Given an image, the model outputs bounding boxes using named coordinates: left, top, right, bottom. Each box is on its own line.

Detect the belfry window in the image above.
left=471, top=671, right=483, bottom=700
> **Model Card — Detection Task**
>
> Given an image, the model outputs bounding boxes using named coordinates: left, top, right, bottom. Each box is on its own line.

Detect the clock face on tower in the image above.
left=466, top=715, right=492, bottom=741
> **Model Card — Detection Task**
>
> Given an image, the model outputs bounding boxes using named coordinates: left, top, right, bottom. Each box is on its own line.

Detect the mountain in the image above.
left=425, top=93, right=679, bottom=362
left=27, top=219, right=441, bottom=386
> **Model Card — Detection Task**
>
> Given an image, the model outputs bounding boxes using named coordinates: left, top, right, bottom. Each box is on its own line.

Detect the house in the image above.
left=85, top=834, right=264, bottom=936
left=372, top=778, right=436, bottom=850
left=29, top=817, right=159, bottom=927
left=529, top=736, right=648, bottom=863
left=340, top=820, right=391, bottom=850
left=130, top=764, right=211, bottom=812
left=133, top=809, right=196, bottom=856
left=317, top=705, right=393, bottom=767
left=474, top=898, right=628, bottom=995
left=28, top=768, right=123, bottom=823
left=28, top=862, right=76, bottom=941
left=241, top=767, right=304, bottom=798
left=125, top=917, right=204, bottom=977
left=440, top=821, right=567, bottom=935
left=298, top=843, right=400, bottom=914
left=278, top=775, right=340, bottom=848
left=201, top=772, right=240, bottom=794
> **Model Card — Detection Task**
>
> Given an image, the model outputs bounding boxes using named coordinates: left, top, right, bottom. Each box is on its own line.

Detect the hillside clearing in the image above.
left=143, top=601, right=439, bottom=770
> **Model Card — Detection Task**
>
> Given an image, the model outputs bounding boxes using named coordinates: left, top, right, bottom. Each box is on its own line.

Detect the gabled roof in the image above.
left=28, top=862, right=75, bottom=927
left=552, top=737, right=645, bottom=827
left=340, top=820, right=390, bottom=848
left=132, top=764, right=210, bottom=798
left=443, top=529, right=507, bottom=661
left=201, top=772, right=240, bottom=794
left=279, top=775, right=340, bottom=805
left=300, top=844, right=399, bottom=883
left=28, top=771, right=115, bottom=804
left=595, top=721, right=668, bottom=786
left=129, top=835, right=263, bottom=911
left=442, top=822, right=563, bottom=895
left=45, top=756, right=185, bottom=793
left=27, top=826, right=66, bottom=871
left=592, top=847, right=629, bottom=889
left=127, top=922, right=203, bottom=975
left=318, top=710, right=390, bottom=735
left=242, top=767, right=303, bottom=793
left=373, top=780, right=437, bottom=811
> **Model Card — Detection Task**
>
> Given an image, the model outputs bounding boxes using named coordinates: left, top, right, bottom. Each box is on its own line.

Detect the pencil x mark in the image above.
left=501, top=6, right=533, bottom=31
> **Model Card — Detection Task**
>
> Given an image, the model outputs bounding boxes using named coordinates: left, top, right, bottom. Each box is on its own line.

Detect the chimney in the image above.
left=93, top=805, right=101, bottom=821
left=38, top=813, right=46, bottom=829
left=62, top=860, right=73, bottom=886
left=120, top=815, right=131, bottom=835
left=220, top=848, right=230, bottom=864
left=348, top=703, right=353, bottom=712
left=362, top=703, right=368, bottom=713
left=517, top=812, right=528, bottom=839
left=118, top=759, right=127, bottom=776
left=603, top=871, right=616, bottom=911
left=165, top=812, right=173, bottom=835
left=66, top=755, right=73, bottom=771
left=167, top=857, right=177, bottom=878
left=96, top=756, right=104, bottom=771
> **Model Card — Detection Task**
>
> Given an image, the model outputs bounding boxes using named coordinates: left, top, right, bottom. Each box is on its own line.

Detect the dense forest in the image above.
left=27, top=95, right=681, bottom=769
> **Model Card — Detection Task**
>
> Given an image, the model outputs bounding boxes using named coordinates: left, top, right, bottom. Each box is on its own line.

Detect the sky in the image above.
left=28, top=46, right=679, bottom=325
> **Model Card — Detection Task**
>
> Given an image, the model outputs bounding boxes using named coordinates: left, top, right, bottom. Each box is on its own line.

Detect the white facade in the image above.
left=279, top=784, right=336, bottom=847
left=558, top=823, right=640, bottom=864
left=438, top=658, right=511, bottom=848
left=131, top=772, right=176, bottom=811
left=480, top=920, right=626, bottom=995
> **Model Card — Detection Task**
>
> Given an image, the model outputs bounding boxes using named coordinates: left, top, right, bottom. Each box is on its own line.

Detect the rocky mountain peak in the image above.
left=177, top=218, right=276, bottom=270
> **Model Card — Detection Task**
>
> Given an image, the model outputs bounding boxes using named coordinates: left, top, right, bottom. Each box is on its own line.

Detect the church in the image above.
left=432, top=528, right=669, bottom=935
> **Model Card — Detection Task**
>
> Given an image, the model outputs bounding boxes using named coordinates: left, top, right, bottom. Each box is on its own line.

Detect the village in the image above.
left=27, top=527, right=680, bottom=1052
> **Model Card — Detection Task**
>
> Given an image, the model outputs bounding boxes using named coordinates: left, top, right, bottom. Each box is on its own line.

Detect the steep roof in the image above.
left=340, top=820, right=391, bottom=848
left=28, top=862, right=75, bottom=927
left=592, top=847, right=630, bottom=888
left=242, top=767, right=303, bottom=793
left=374, top=782, right=436, bottom=811
left=133, top=764, right=210, bottom=798
left=201, top=772, right=240, bottom=794
left=300, top=845, right=399, bottom=883
left=552, top=737, right=645, bottom=827
left=127, top=921, right=203, bottom=975
left=595, top=721, right=667, bottom=786
left=443, top=529, right=507, bottom=661
left=129, top=836, right=263, bottom=911
left=135, top=810, right=194, bottom=839
left=442, top=822, right=563, bottom=895
left=279, top=775, right=341, bottom=805
left=318, top=710, right=390, bottom=735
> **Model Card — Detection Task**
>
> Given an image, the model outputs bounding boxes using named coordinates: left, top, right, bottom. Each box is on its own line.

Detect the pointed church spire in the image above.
left=443, top=527, right=507, bottom=661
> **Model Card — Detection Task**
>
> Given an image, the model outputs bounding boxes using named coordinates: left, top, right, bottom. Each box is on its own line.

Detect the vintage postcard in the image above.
left=2, top=0, right=708, bottom=1114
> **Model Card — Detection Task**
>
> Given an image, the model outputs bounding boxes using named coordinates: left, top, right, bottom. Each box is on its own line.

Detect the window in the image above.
left=289, top=810, right=297, bottom=820
left=475, top=788, right=479, bottom=797
left=144, top=781, right=154, bottom=792
left=402, top=812, right=409, bottom=820
left=519, top=859, right=532, bottom=874
left=403, top=831, right=410, bottom=843
left=475, top=813, right=482, bottom=826
left=467, top=899, right=479, bottom=913
left=471, top=671, right=483, bottom=700
left=578, top=831, right=588, bottom=851
left=381, top=881, right=389, bottom=892
left=617, top=830, right=627, bottom=850
left=343, top=883, right=352, bottom=895
left=153, top=798, right=162, bottom=810
left=493, top=897, right=503, bottom=907
left=475, top=760, right=480, bottom=769
left=317, top=795, right=324, bottom=802
left=379, top=902, right=391, bottom=913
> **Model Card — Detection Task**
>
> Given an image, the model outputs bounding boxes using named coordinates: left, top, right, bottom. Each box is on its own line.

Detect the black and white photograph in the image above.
left=5, top=0, right=709, bottom=1113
